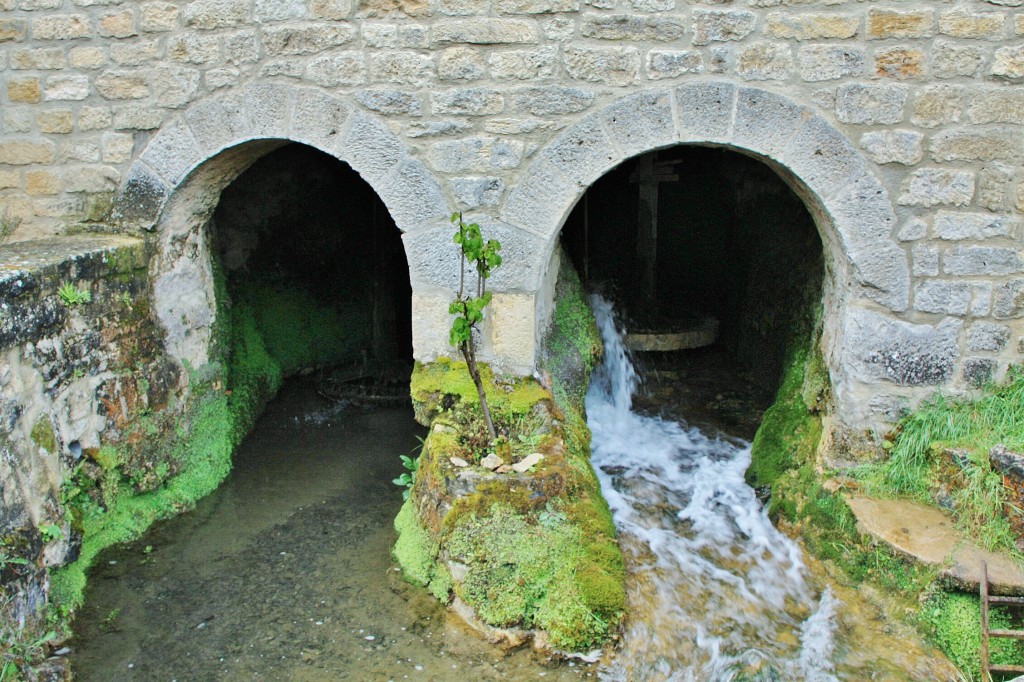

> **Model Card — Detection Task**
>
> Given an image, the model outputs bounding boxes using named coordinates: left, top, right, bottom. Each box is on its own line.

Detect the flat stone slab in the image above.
left=846, top=495, right=1024, bottom=594
left=0, top=235, right=142, bottom=281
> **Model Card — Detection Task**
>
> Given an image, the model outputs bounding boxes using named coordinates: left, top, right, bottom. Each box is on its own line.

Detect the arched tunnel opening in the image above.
left=562, top=146, right=824, bottom=436
left=211, top=143, right=413, bottom=409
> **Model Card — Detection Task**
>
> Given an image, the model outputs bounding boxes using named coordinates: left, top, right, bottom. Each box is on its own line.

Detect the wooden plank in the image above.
left=983, top=560, right=990, bottom=680
left=989, top=664, right=1024, bottom=674
left=989, top=596, right=1024, bottom=605
left=988, top=629, right=1024, bottom=639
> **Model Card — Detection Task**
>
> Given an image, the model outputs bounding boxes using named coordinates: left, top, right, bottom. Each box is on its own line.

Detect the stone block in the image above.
left=369, top=51, right=433, bottom=86
left=913, top=280, right=971, bottom=315
left=433, top=88, right=504, bottom=116
left=912, top=243, right=939, bottom=276
left=411, top=289, right=454, bottom=364
left=11, top=48, right=65, bottom=70
left=536, top=115, right=615, bottom=187
left=141, top=2, right=179, bottom=32
left=438, top=46, right=486, bottom=81
left=0, top=171, right=18, bottom=189
left=7, top=77, right=41, bottom=103
left=489, top=291, right=536, bottom=374
left=376, top=159, right=448, bottom=233
left=95, top=71, right=149, bottom=100
left=845, top=308, right=961, bottom=386
left=898, top=217, right=928, bottom=242
left=851, top=240, right=911, bottom=312
left=62, top=164, right=119, bottom=193
left=225, top=30, right=260, bottom=65
left=501, top=158, right=574, bottom=238
left=0, top=139, right=56, bottom=165
left=784, top=115, right=867, bottom=200
left=244, top=83, right=293, bottom=136
left=312, top=0, right=352, bottom=19
left=580, top=14, right=685, bottom=42
left=600, top=90, right=674, bottom=159
left=967, top=322, right=1010, bottom=352
left=306, top=52, right=367, bottom=87
left=31, top=14, right=91, bottom=40
left=110, top=39, right=161, bottom=67
left=168, top=33, right=220, bottom=64
left=286, top=90, right=352, bottom=153
left=356, top=89, right=422, bottom=116
left=835, top=83, right=907, bottom=124
left=939, top=9, right=1005, bottom=40
left=98, top=10, right=136, bottom=39
left=992, top=45, right=1024, bottom=82
left=450, top=177, right=504, bottom=209
left=255, top=0, right=306, bottom=22
left=935, top=211, right=1018, bottom=241
left=963, top=358, right=997, bottom=388
left=897, top=168, right=974, bottom=207
left=798, top=44, right=865, bottom=82
left=931, top=39, right=984, bottom=79
left=44, top=74, right=89, bottom=101
left=489, top=46, right=556, bottom=80
left=971, top=283, right=994, bottom=316
left=111, top=162, right=169, bottom=227
left=69, top=46, right=106, bottom=69
left=405, top=119, right=472, bottom=138
left=674, top=81, right=735, bottom=141
left=0, top=19, right=26, bottom=42
left=968, top=88, right=1024, bottom=125
left=541, top=16, right=573, bottom=40
left=357, top=0, right=428, bottom=17
left=563, top=45, right=640, bottom=86
left=3, top=109, right=33, bottom=134
left=692, top=9, right=755, bottom=46
left=977, top=163, right=1013, bottom=211
left=139, top=118, right=202, bottom=185
left=765, top=13, right=859, bottom=41
left=433, top=19, right=538, bottom=45
left=944, top=246, right=1024, bottom=277
left=150, top=65, right=201, bottom=109
left=930, top=128, right=1024, bottom=164
left=737, top=42, right=792, bottom=81
left=874, top=47, right=925, bottom=80
left=867, top=9, right=933, bottom=40
left=434, top=0, right=484, bottom=15
left=495, top=0, right=579, bottom=13
left=994, top=280, right=1024, bottom=319
left=101, top=132, right=134, bottom=163
left=509, top=85, right=593, bottom=115
left=185, top=94, right=250, bottom=154
left=626, top=0, right=673, bottom=11
left=24, top=170, right=61, bottom=196
left=733, top=87, right=804, bottom=158
left=184, top=0, right=250, bottom=29
left=339, top=111, right=404, bottom=182
left=429, top=135, right=523, bottom=174
left=860, top=130, right=923, bottom=165
left=399, top=24, right=428, bottom=48
left=263, top=23, right=354, bottom=56
left=205, top=68, right=240, bottom=91
left=483, top=117, right=561, bottom=135
left=911, top=85, right=962, bottom=128
left=37, top=110, right=73, bottom=134
left=1018, top=14, right=1024, bottom=36
left=113, top=104, right=164, bottom=130
left=647, top=50, right=703, bottom=79
left=79, top=106, right=112, bottom=131
left=63, top=141, right=100, bottom=162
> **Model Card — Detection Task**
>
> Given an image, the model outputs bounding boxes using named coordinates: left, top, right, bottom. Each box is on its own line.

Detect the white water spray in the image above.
left=587, top=295, right=839, bottom=681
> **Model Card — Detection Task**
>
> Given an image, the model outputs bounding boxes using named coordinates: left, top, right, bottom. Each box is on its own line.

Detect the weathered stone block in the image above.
left=64, top=141, right=101, bottom=162
left=244, top=83, right=292, bottom=136
left=184, top=0, right=250, bottom=29
left=798, top=44, right=864, bottom=82
left=501, top=158, right=575, bottom=237
left=874, top=47, right=925, bottom=80
left=897, top=168, right=974, bottom=207
left=225, top=30, right=260, bottom=64
left=509, top=85, right=593, bottom=115
left=312, top=0, right=352, bottom=19
left=139, top=118, right=202, bottom=185
left=977, top=163, right=1013, bottom=211
left=930, top=128, right=1024, bottom=163
left=307, top=52, right=367, bottom=87
left=994, top=280, right=1024, bottom=319
left=692, top=9, right=755, bottom=46
left=785, top=115, right=867, bottom=200
left=113, top=104, right=164, bottom=130
left=495, top=0, right=579, bottom=14
left=70, top=46, right=107, bottom=69
left=967, top=322, right=1010, bottom=352
left=935, top=211, right=1018, bottom=241
left=913, top=280, right=971, bottom=315
left=433, top=19, right=538, bottom=45
left=675, top=81, right=735, bottom=141
left=737, top=42, right=792, bottom=81
left=110, top=39, right=160, bottom=67
left=627, top=0, right=673, bottom=11
left=263, top=23, right=355, bottom=56
left=11, top=48, right=65, bottom=70
left=38, top=110, right=73, bottom=134
left=450, top=177, right=504, bottom=208
left=429, top=136, right=524, bottom=174
left=732, top=87, right=804, bottom=157
left=205, top=67, right=240, bottom=91
left=377, top=159, right=448, bottom=232
left=943, top=246, right=1024, bottom=277
left=563, top=46, right=639, bottom=86
left=867, top=9, right=933, bottom=40
left=968, top=88, right=1024, bottom=125
left=255, top=0, right=306, bottom=22
left=141, top=2, right=179, bottom=32
left=433, top=88, right=504, bottom=116
left=62, top=164, right=119, bottom=193
left=536, top=115, right=615, bottom=188
left=168, top=33, right=220, bottom=64
left=31, top=14, right=91, bottom=40
left=766, top=13, right=859, bottom=41
left=911, top=85, right=962, bottom=128
left=0, top=139, right=56, bottom=165
left=44, top=74, right=90, bottom=101
left=7, top=77, right=41, bottom=103
left=580, top=14, right=685, bottom=42
left=405, top=119, right=472, bottom=138
left=438, top=46, right=486, bottom=81
left=151, top=65, right=201, bottom=109
left=963, top=358, right=997, bottom=388
left=489, top=47, right=556, bottom=80
left=101, top=132, right=134, bottom=163
left=98, top=10, right=136, bottom=39
left=647, top=50, right=703, bottom=79
left=0, top=19, right=27, bottom=42
left=860, top=130, right=923, bottom=165
left=185, top=94, right=250, bottom=153
left=342, top=111, right=404, bottom=181
left=939, top=9, right=1005, bottom=39
left=835, top=83, right=906, bottom=124
left=356, top=89, right=422, bottom=115
left=25, top=170, right=61, bottom=196
left=369, top=51, right=433, bottom=86
left=845, top=308, right=961, bottom=386
left=912, top=243, right=939, bottom=276
left=992, top=45, right=1024, bottom=81
left=95, top=71, right=150, bottom=100
left=400, top=25, right=429, bottom=48
left=599, top=90, right=674, bottom=159
left=929, top=40, right=983, bottom=79
left=79, top=106, right=112, bottom=131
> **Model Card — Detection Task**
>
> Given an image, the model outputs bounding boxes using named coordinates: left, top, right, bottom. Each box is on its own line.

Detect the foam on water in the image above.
left=587, top=295, right=839, bottom=681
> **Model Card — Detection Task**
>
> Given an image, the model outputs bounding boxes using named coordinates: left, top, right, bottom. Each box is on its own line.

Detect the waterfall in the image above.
left=587, top=295, right=839, bottom=682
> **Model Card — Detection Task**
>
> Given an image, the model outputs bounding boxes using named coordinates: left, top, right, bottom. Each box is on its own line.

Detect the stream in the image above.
left=71, top=302, right=957, bottom=681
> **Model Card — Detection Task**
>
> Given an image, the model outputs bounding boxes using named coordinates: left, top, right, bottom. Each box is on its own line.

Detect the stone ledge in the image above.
left=0, top=235, right=144, bottom=283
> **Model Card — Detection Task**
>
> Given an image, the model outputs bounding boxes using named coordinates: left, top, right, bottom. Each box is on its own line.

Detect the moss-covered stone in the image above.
left=29, top=418, right=57, bottom=454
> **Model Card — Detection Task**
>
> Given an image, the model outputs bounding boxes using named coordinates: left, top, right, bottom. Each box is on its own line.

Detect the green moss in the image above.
left=30, top=418, right=57, bottom=454
left=428, top=563, right=453, bottom=602
left=92, top=445, right=121, bottom=472
left=393, top=499, right=440, bottom=588
left=411, top=360, right=551, bottom=425
left=924, top=591, right=1024, bottom=676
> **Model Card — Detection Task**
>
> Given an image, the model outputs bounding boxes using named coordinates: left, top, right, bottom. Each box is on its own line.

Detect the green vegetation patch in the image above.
left=924, top=591, right=1024, bottom=677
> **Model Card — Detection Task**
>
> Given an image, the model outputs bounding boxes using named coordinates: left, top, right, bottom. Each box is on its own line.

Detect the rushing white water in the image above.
left=587, top=295, right=839, bottom=682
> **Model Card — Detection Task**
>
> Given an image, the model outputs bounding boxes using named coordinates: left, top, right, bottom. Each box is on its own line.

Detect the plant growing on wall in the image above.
left=449, top=212, right=502, bottom=443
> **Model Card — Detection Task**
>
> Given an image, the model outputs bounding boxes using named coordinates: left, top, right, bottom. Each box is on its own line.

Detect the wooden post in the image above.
left=982, top=560, right=990, bottom=682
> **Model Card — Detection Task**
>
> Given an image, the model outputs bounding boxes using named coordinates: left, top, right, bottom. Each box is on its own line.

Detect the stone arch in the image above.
left=497, top=81, right=911, bottom=430
left=111, top=84, right=450, bottom=369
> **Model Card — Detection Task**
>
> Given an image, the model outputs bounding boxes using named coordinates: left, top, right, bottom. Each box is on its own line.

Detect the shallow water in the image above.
left=70, top=384, right=594, bottom=681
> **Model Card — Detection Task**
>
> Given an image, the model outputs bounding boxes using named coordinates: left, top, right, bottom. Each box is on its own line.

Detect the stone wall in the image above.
left=1, top=0, right=1023, bottom=439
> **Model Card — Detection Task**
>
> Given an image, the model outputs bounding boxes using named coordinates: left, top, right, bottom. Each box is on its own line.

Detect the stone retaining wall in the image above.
left=1, top=0, right=1023, bottom=440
